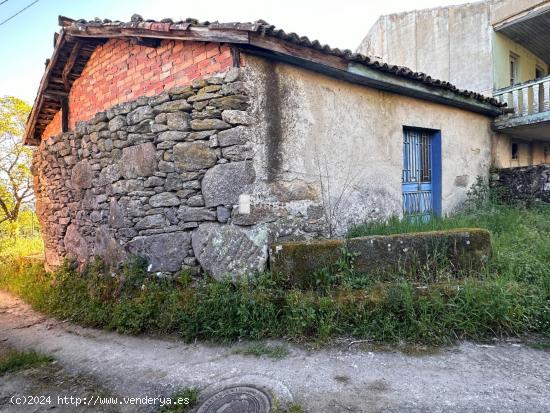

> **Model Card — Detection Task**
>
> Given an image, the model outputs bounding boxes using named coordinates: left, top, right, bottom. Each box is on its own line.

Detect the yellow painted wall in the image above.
left=492, top=32, right=549, bottom=90
left=533, top=141, right=550, bottom=164
left=492, top=134, right=550, bottom=168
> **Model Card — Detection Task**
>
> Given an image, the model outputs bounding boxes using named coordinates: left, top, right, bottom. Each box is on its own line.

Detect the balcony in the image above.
left=493, top=75, right=550, bottom=140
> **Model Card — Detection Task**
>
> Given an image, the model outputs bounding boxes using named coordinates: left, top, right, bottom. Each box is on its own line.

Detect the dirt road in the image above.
left=1, top=290, right=549, bottom=412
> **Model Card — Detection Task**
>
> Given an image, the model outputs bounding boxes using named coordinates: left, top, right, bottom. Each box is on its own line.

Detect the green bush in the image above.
left=0, top=235, right=43, bottom=260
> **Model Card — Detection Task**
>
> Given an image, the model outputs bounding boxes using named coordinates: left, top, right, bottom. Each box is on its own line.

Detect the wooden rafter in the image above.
left=62, top=41, right=81, bottom=91
left=24, top=30, right=67, bottom=145
left=63, top=25, right=250, bottom=44
left=61, top=97, right=69, bottom=132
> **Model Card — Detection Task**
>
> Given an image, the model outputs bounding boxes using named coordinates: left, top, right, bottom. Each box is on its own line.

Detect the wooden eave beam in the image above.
left=63, top=25, right=250, bottom=44
left=24, top=30, right=68, bottom=145
left=62, top=41, right=81, bottom=91
left=248, top=33, right=347, bottom=71
left=346, top=63, right=503, bottom=117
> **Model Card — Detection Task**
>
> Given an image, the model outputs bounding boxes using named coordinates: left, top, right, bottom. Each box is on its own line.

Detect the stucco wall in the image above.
left=244, top=55, right=494, bottom=234
left=357, top=2, right=494, bottom=96
left=358, top=0, right=550, bottom=96
left=489, top=0, right=549, bottom=25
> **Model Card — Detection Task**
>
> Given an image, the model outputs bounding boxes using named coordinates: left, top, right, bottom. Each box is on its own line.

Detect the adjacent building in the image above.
left=359, top=0, right=550, bottom=168
left=26, top=15, right=504, bottom=276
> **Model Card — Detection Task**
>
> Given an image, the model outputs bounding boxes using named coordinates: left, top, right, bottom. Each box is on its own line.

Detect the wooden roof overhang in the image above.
left=24, top=16, right=505, bottom=145
left=25, top=29, right=104, bottom=145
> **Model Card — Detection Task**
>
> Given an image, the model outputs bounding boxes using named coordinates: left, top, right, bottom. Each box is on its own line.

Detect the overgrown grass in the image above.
left=0, top=235, right=43, bottom=260
left=1, top=254, right=547, bottom=344
left=0, top=350, right=53, bottom=374
left=528, top=342, right=550, bottom=351
left=234, top=342, right=290, bottom=359
left=0, top=181, right=548, bottom=345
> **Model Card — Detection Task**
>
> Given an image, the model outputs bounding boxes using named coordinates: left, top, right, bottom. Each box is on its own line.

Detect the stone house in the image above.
left=26, top=15, right=505, bottom=278
left=360, top=0, right=550, bottom=168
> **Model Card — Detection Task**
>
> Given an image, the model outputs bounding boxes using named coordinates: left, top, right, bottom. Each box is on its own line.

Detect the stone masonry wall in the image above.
left=491, top=164, right=550, bottom=204
left=33, top=66, right=327, bottom=278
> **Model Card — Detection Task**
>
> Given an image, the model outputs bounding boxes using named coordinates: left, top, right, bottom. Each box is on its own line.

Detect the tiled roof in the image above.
left=67, top=14, right=504, bottom=107
left=25, top=14, right=505, bottom=145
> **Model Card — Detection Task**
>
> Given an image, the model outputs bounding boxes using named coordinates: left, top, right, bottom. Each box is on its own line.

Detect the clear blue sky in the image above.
left=0, top=0, right=465, bottom=104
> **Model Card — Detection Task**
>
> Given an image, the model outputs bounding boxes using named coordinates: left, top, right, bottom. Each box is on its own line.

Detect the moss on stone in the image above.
left=269, top=239, right=345, bottom=286
left=269, top=228, right=491, bottom=287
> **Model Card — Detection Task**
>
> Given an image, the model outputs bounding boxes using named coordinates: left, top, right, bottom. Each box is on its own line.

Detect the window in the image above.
left=402, top=130, right=432, bottom=183
left=510, top=53, right=519, bottom=86
left=536, top=66, right=545, bottom=79
left=511, top=142, right=519, bottom=160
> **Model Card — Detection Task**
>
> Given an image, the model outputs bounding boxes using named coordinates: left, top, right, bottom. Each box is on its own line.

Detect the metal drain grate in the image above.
left=196, top=385, right=271, bottom=413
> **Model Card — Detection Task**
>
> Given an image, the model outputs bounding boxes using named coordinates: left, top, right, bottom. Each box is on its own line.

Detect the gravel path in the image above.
left=1, top=290, right=549, bottom=412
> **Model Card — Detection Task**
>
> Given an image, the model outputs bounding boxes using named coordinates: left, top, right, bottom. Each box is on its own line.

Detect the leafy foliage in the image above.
left=0, top=96, right=34, bottom=235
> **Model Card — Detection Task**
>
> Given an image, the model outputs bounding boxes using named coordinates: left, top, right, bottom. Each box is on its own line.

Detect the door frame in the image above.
left=402, top=126, right=442, bottom=217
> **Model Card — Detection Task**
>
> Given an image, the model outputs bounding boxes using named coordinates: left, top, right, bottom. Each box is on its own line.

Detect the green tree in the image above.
left=0, top=96, right=33, bottom=231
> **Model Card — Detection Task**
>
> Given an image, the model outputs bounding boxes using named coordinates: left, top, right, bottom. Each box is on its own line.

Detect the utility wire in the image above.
left=0, top=0, right=40, bottom=27
left=0, top=1, right=9, bottom=7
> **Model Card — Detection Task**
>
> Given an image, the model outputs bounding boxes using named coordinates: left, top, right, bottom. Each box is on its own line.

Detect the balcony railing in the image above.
left=493, top=75, right=550, bottom=118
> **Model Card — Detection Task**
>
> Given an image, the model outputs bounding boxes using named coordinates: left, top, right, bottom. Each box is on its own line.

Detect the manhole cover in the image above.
left=196, top=385, right=271, bottom=413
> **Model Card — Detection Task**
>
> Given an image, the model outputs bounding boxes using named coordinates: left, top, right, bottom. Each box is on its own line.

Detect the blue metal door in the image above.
left=402, top=129, right=433, bottom=221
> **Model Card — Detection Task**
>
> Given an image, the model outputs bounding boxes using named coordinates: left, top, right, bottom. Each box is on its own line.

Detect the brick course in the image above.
left=42, top=111, right=62, bottom=140
left=41, top=39, right=238, bottom=140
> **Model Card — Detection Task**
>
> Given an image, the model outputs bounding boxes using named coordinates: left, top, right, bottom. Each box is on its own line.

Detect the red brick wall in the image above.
left=41, top=38, right=238, bottom=139
left=42, top=110, right=62, bottom=140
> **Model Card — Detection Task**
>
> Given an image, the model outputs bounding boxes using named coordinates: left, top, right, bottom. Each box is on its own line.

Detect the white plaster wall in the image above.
left=492, top=133, right=513, bottom=168
left=448, top=2, right=494, bottom=95
left=357, top=2, right=494, bottom=96
left=415, top=7, right=451, bottom=82
left=358, top=17, right=387, bottom=62
left=244, top=56, right=494, bottom=234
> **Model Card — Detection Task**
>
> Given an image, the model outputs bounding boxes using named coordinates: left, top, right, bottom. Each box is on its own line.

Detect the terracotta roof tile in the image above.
left=25, top=15, right=505, bottom=145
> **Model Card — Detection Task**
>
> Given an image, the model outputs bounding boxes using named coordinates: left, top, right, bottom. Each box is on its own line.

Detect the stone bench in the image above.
left=269, top=228, right=491, bottom=287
